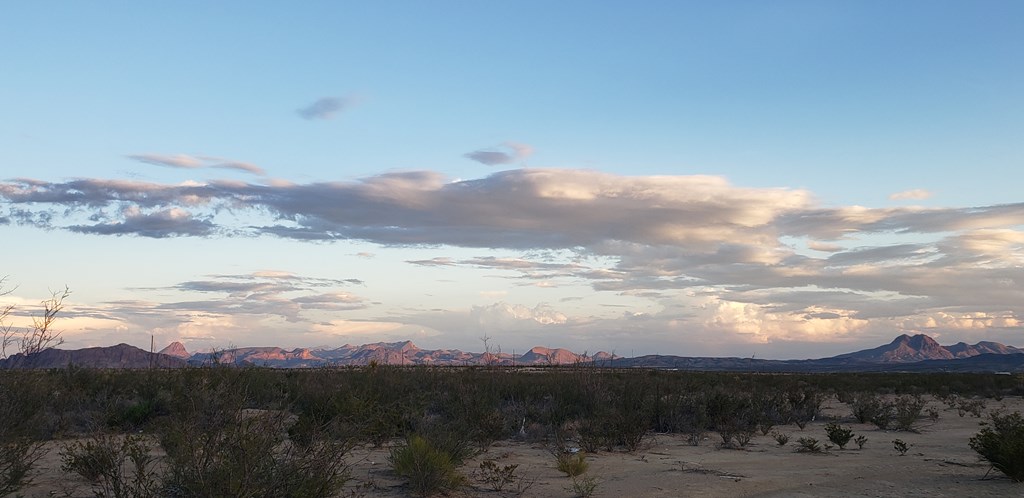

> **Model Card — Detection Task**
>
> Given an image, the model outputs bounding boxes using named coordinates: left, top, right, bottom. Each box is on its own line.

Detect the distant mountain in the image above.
left=518, top=346, right=585, bottom=365
left=188, top=346, right=319, bottom=367
left=0, top=343, right=186, bottom=369
left=830, top=334, right=1024, bottom=363
left=197, top=341, right=615, bottom=368
left=946, top=340, right=1024, bottom=358
left=616, top=334, right=1024, bottom=372
left=158, top=341, right=190, bottom=359
left=831, top=334, right=953, bottom=363
left=2, top=334, right=1021, bottom=372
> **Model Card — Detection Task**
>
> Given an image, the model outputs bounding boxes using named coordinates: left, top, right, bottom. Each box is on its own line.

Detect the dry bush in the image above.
left=61, top=433, right=160, bottom=498
left=389, top=435, right=466, bottom=497
left=970, top=411, right=1024, bottom=482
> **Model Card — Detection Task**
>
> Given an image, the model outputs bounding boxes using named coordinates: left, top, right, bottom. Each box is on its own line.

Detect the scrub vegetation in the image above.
left=0, top=366, right=1022, bottom=495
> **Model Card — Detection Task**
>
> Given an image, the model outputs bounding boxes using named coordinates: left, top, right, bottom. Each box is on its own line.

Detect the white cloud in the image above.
left=127, top=154, right=266, bottom=175
left=890, top=189, right=933, bottom=201
left=4, top=169, right=1024, bottom=355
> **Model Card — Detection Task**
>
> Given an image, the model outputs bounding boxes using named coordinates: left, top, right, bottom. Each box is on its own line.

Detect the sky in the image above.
left=1, top=1, right=1022, bottom=359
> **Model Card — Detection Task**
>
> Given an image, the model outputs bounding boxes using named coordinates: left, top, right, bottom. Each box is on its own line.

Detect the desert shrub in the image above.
left=555, top=452, right=589, bottom=477
left=475, top=460, right=518, bottom=492
left=577, top=417, right=615, bottom=453
left=849, top=393, right=885, bottom=424
left=958, top=398, right=986, bottom=418
left=569, top=475, right=598, bottom=497
left=864, top=395, right=923, bottom=431
left=785, top=386, right=825, bottom=428
left=796, top=437, right=822, bottom=454
left=824, top=422, right=854, bottom=450
left=772, top=431, right=790, bottom=446
left=159, top=371, right=351, bottom=498
left=892, top=438, right=910, bottom=456
left=0, top=437, right=44, bottom=497
left=854, top=435, right=868, bottom=449
left=0, top=375, right=48, bottom=496
left=60, top=433, right=160, bottom=498
left=705, top=390, right=758, bottom=448
left=870, top=406, right=894, bottom=430
left=734, top=430, right=755, bottom=447
left=105, top=394, right=169, bottom=431
left=969, top=411, right=1024, bottom=482
left=892, top=394, right=925, bottom=430
left=389, top=435, right=466, bottom=497
left=666, top=393, right=709, bottom=446
left=684, top=429, right=705, bottom=446
left=412, top=417, right=477, bottom=466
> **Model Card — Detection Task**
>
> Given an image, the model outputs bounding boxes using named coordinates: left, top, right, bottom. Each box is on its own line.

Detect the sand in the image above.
left=17, top=395, right=1024, bottom=497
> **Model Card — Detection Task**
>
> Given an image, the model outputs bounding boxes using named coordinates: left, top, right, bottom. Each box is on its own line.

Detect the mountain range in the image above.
left=2, top=333, right=1023, bottom=372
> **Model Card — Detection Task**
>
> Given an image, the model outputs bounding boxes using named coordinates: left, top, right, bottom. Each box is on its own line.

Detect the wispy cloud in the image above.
left=155, top=272, right=367, bottom=323
left=890, top=189, right=932, bottom=201
left=464, top=142, right=534, bottom=166
left=297, top=96, right=352, bottom=120
left=127, top=154, right=266, bottom=175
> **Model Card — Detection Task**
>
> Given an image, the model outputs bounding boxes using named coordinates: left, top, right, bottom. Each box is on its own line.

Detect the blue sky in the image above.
left=1, top=1, right=1022, bottom=359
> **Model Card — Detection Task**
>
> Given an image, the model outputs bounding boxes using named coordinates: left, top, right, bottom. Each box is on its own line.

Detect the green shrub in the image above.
left=389, top=435, right=466, bottom=497
left=569, top=475, right=598, bottom=497
left=849, top=393, right=885, bottom=424
left=796, top=437, right=822, bottom=454
left=892, top=395, right=925, bottom=430
left=555, top=452, right=589, bottom=477
left=159, top=372, right=351, bottom=498
left=969, top=411, right=1024, bottom=482
left=824, top=422, right=854, bottom=449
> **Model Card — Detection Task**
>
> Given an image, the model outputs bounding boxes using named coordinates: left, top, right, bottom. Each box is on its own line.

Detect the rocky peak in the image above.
left=158, top=341, right=190, bottom=358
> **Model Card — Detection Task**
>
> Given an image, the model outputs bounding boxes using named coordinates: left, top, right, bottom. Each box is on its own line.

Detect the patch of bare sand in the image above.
left=18, top=396, right=1024, bottom=497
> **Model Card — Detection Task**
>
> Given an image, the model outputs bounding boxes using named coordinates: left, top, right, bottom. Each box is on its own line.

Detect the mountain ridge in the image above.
left=2, top=334, right=1022, bottom=372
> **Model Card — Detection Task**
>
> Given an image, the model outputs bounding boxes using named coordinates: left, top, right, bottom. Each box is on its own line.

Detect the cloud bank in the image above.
left=3, top=168, right=1023, bottom=352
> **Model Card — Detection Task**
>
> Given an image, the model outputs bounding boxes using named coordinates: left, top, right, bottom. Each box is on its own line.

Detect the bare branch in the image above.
left=1, top=276, right=14, bottom=359
left=19, top=286, right=70, bottom=356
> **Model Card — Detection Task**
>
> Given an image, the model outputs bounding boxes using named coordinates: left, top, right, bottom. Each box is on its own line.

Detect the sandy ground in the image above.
left=19, top=396, right=1024, bottom=497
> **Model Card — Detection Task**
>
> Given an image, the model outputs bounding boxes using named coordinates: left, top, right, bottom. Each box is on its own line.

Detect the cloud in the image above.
left=807, top=241, right=843, bottom=252
left=127, top=154, right=266, bottom=175
left=68, top=207, right=215, bottom=238
left=464, top=142, right=534, bottom=166
left=890, top=189, right=933, bottom=201
left=74, top=272, right=373, bottom=346
left=297, top=96, right=351, bottom=120
left=4, top=169, right=1024, bottom=351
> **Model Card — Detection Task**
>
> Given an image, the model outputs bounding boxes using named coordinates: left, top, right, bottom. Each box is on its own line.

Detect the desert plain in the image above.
left=17, top=394, right=1024, bottom=497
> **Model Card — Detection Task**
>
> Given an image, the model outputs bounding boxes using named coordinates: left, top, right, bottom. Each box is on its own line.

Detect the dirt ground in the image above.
left=19, top=396, right=1024, bottom=497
